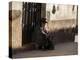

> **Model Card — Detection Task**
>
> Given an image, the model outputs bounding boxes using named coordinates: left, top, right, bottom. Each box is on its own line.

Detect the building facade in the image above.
left=9, top=2, right=78, bottom=49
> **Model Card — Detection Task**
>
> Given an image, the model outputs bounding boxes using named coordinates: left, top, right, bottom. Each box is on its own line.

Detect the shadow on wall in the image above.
left=48, top=27, right=76, bottom=44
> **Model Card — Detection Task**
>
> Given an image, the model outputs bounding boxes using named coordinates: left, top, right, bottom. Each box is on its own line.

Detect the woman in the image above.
left=32, top=18, right=55, bottom=50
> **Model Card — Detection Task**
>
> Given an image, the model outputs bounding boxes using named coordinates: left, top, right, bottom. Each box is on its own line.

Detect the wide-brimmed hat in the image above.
left=41, top=18, right=47, bottom=23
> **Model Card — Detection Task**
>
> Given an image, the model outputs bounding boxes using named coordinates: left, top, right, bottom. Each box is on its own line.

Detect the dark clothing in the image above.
left=32, top=25, right=54, bottom=50
left=38, top=34, right=54, bottom=50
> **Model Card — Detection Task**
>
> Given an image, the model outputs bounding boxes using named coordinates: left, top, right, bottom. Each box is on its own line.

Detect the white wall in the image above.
left=46, top=4, right=77, bottom=21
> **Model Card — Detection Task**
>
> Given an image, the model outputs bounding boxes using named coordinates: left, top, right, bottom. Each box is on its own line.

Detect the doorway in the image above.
left=22, top=2, right=42, bottom=46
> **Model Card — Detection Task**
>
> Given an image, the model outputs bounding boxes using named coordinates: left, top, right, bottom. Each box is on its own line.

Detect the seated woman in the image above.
left=40, top=18, right=55, bottom=50
left=32, top=18, right=55, bottom=50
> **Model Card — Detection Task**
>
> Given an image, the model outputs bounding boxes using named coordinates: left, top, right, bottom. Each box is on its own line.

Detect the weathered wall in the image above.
left=46, top=4, right=78, bottom=43
left=46, top=4, right=77, bottom=21
left=45, top=19, right=77, bottom=44
left=46, top=19, right=76, bottom=32
left=9, top=2, right=23, bottom=48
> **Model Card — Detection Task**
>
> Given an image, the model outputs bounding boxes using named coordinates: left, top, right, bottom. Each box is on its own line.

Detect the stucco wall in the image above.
left=46, top=19, right=76, bottom=32
left=46, top=4, right=78, bottom=42
left=46, top=4, right=77, bottom=21
left=10, top=2, right=23, bottom=48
